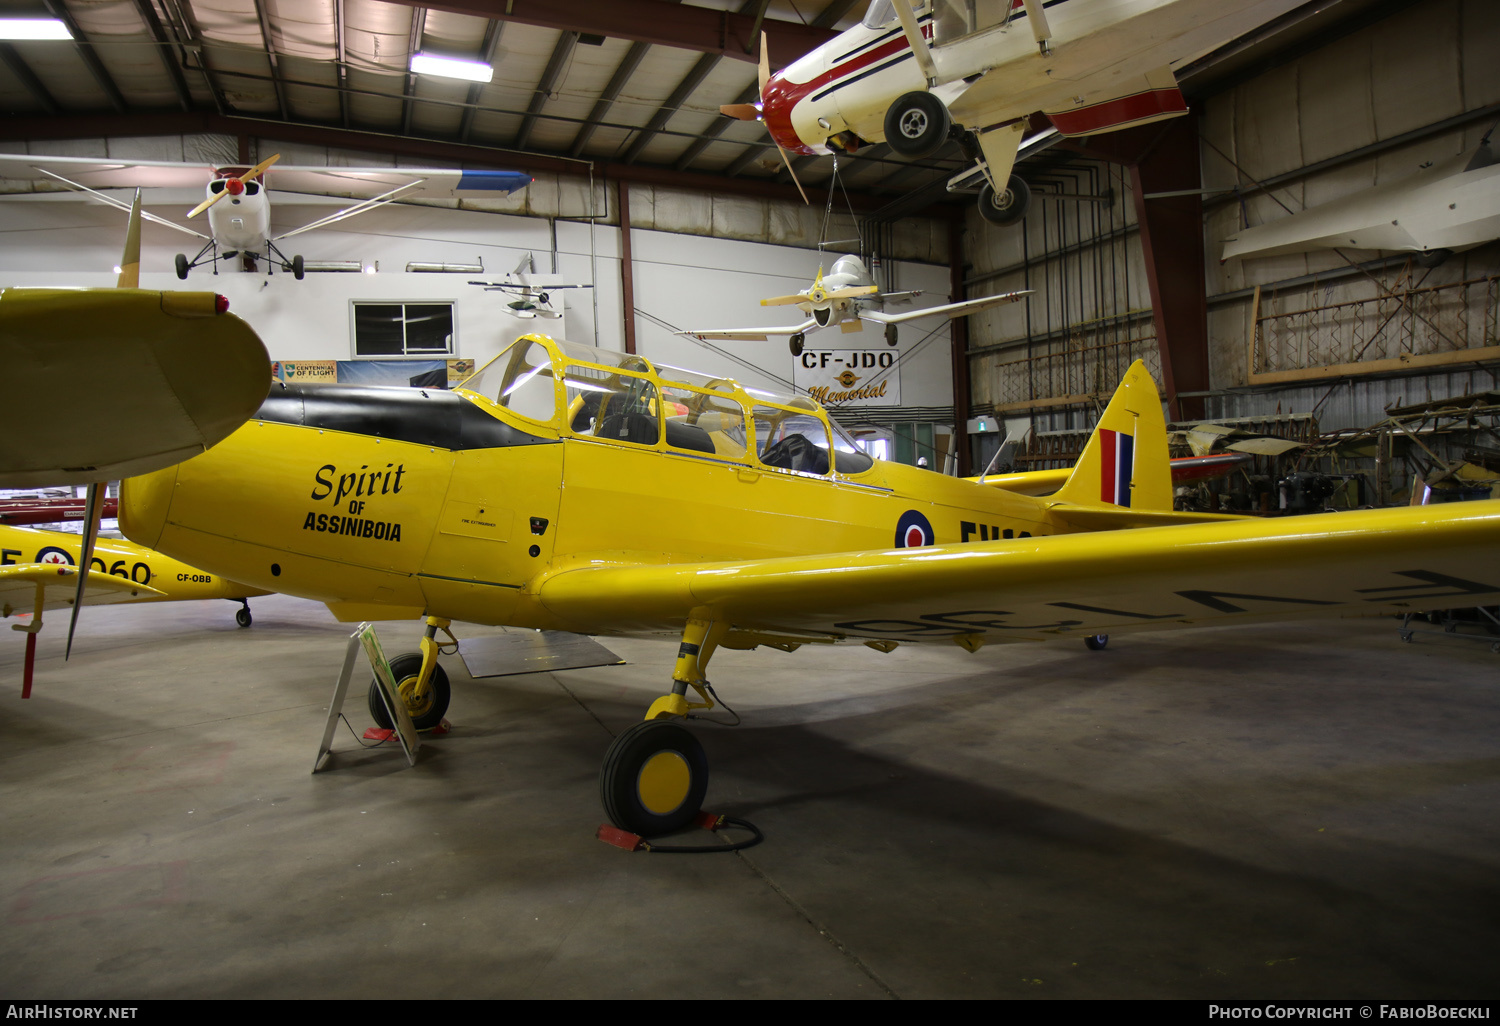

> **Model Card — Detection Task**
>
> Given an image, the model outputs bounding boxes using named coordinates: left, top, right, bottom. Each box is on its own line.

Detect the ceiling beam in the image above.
left=570, top=40, right=648, bottom=157
left=402, top=7, right=428, bottom=137
left=381, top=0, right=836, bottom=67
left=130, top=0, right=193, bottom=111
left=333, top=0, right=349, bottom=128
left=622, top=51, right=719, bottom=163
left=674, top=81, right=756, bottom=171
left=250, top=0, right=289, bottom=121
left=460, top=20, right=504, bottom=143
left=41, top=0, right=127, bottom=113
left=0, top=44, right=59, bottom=114
left=516, top=30, right=578, bottom=151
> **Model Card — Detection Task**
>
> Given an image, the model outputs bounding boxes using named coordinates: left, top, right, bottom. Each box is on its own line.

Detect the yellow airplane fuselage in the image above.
left=120, top=334, right=1150, bottom=637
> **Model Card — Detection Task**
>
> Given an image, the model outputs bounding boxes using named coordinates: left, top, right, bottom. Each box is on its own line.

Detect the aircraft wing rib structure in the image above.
left=535, top=502, right=1500, bottom=644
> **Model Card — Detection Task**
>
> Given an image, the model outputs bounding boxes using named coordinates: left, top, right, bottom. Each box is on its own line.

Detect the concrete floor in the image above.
left=1, top=593, right=1497, bottom=999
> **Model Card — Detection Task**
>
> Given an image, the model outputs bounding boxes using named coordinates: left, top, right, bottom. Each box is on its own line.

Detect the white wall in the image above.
left=0, top=173, right=957, bottom=419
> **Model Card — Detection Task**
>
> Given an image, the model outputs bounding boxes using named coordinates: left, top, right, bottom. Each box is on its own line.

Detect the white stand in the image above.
left=313, top=622, right=421, bottom=772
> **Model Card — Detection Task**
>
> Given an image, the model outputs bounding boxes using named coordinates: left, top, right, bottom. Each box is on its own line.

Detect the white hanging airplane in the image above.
left=468, top=253, right=593, bottom=319
left=723, top=0, right=1309, bottom=226
left=0, top=152, right=531, bottom=280
left=679, top=253, right=1026, bottom=355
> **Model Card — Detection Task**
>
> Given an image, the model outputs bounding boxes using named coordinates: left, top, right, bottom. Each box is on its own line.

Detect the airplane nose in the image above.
left=119, top=463, right=179, bottom=550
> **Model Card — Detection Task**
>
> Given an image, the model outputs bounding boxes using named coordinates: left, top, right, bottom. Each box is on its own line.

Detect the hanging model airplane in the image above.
left=679, top=253, right=1027, bottom=355
left=0, top=152, right=531, bottom=279
left=1221, top=141, right=1500, bottom=266
left=468, top=253, right=593, bottom=319
left=723, top=0, right=1308, bottom=225
left=118, top=334, right=1500, bottom=840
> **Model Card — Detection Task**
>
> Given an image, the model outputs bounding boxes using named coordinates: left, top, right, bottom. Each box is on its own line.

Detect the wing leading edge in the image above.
left=536, top=501, right=1500, bottom=644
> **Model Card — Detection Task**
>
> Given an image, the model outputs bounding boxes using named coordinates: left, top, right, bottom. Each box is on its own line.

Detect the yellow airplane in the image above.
left=0, top=524, right=269, bottom=697
left=119, top=337, right=1500, bottom=838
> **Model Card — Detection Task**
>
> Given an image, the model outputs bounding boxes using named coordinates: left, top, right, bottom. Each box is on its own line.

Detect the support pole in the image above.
left=619, top=180, right=637, bottom=354
left=949, top=214, right=972, bottom=476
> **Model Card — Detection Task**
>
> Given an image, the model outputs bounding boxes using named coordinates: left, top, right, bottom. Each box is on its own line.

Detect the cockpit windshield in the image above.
left=459, top=335, right=874, bottom=475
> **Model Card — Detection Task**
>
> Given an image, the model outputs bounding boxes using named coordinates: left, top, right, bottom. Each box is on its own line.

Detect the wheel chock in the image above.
left=596, top=824, right=645, bottom=851
left=362, top=727, right=396, bottom=742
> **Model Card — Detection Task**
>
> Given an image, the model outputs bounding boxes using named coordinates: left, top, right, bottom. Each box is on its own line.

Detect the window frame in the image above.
left=349, top=299, right=458, bottom=359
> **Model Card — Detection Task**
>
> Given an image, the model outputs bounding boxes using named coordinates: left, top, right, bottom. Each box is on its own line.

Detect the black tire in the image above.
left=368, top=652, right=451, bottom=731
left=884, top=91, right=951, bottom=159
left=1084, top=634, right=1109, bottom=651
left=600, top=719, right=709, bottom=837
left=292, top=254, right=305, bottom=280
left=885, top=323, right=898, bottom=346
left=789, top=332, right=805, bottom=357
left=977, top=174, right=1031, bottom=227
left=235, top=606, right=252, bottom=628
left=174, top=253, right=190, bottom=280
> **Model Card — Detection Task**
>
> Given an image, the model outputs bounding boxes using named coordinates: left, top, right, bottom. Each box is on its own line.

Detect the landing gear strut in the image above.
left=599, top=612, right=725, bottom=836
left=368, top=615, right=454, bottom=731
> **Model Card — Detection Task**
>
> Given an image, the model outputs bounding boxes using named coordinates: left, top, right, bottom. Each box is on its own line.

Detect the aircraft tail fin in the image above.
left=1051, top=360, right=1173, bottom=513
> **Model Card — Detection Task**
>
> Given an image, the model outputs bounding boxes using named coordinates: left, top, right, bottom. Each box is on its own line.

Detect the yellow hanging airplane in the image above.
left=118, top=336, right=1500, bottom=838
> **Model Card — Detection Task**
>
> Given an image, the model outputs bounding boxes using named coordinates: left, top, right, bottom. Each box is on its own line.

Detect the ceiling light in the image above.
left=410, top=52, right=493, bottom=83
left=0, top=18, right=72, bottom=40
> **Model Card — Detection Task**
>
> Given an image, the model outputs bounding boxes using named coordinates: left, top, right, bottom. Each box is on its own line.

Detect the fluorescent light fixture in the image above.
left=410, top=52, right=493, bottom=83
left=0, top=18, right=72, bottom=40
left=302, top=260, right=363, bottom=273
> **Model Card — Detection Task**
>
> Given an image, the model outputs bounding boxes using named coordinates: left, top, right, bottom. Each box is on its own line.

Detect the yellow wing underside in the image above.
left=534, top=501, right=1500, bottom=645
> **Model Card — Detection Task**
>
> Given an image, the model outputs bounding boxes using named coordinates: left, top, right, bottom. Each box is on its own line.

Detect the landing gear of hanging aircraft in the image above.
left=600, top=719, right=710, bottom=836
left=789, top=332, right=805, bottom=357
left=234, top=599, right=252, bottom=628
left=885, top=323, right=898, bottom=346
left=174, top=253, right=189, bottom=280
left=1084, top=634, right=1109, bottom=651
left=884, top=91, right=952, bottom=159
left=978, top=175, right=1031, bottom=227
left=291, top=255, right=305, bottom=280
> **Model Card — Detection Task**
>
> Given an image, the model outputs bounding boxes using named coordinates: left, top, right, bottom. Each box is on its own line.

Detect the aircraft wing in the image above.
left=675, top=318, right=819, bottom=342
left=535, top=501, right=1500, bottom=644
left=860, top=290, right=1029, bottom=326
left=0, top=563, right=164, bottom=614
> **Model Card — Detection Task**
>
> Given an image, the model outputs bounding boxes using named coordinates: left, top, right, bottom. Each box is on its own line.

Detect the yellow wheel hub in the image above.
left=636, top=750, right=691, bottom=815
left=395, top=675, right=433, bottom=717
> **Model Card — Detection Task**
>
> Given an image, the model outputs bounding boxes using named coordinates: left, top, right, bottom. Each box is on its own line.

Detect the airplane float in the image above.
left=0, top=522, right=270, bottom=697
left=469, top=253, right=594, bottom=320
left=723, top=0, right=1309, bottom=225
left=118, top=334, right=1500, bottom=839
left=0, top=152, right=531, bottom=279
left=679, top=253, right=1027, bottom=355
left=1222, top=141, right=1500, bottom=266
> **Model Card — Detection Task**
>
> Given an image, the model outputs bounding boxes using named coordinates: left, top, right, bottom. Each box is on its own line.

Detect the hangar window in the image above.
left=352, top=302, right=455, bottom=357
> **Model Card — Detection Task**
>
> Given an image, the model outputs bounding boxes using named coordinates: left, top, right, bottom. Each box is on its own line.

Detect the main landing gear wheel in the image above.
left=174, top=253, right=190, bottom=280
left=235, top=604, right=252, bottom=628
left=368, top=652, right=451, bottom=731
left=291, top=254, right=305, bottom=280
left=600, top=719, right=709, bottom=837
left=884, top=91, right=951, bottom=159
left=885, top=323, right=898, bottom=346
left=1084, top=634, right=1109, bottom=651
left=789, top=332, right=805, bottom=357
left=978, top=174, right=1031, bottom=227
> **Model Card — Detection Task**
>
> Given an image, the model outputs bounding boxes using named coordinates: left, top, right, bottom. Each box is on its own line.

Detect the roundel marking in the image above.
left=35, top=546, right=74, bottom=566
left=895, top=510, right=935, bottom=548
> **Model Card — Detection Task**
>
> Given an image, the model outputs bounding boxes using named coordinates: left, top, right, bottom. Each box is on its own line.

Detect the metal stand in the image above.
left=1397, top=607, right=1500, bottom=654
left=312, top=623, right=421, bottom=772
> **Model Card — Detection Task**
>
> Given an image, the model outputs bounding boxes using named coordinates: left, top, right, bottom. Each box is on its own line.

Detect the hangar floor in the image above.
left=1, top=593, right=1497, bottom=1000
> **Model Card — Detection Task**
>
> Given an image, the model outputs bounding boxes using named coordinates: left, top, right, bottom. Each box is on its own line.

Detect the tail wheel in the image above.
left=1084, top=634, right=1109, bottom=651
left=600, top=719, right=708, bottom=837
left=235, top=605, right=252, bottom=628
left=884, top=91, right=951, bottom=159
left=368, top=652, right=451, bottom=731
left=977, top=175, right=1031, bottom=227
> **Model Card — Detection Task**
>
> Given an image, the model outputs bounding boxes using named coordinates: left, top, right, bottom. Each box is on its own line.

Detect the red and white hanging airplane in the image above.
left=724, top=0, right=1307, bottom=225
